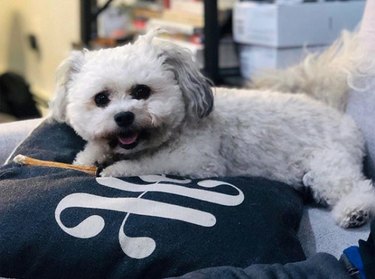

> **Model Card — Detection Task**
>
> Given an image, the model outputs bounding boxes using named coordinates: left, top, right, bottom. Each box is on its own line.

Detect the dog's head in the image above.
left=50, top=30, right=213, bottom=156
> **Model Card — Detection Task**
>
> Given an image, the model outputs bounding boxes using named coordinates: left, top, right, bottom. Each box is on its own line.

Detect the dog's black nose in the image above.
left=114, top=111, right=135, bottom=127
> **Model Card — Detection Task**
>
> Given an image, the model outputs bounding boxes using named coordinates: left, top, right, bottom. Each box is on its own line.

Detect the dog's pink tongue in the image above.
left=118, top=133, right=138, bottom=145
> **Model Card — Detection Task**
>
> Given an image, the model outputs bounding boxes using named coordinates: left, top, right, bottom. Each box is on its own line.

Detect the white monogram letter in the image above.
left=55, top=176, right=244, bottom=259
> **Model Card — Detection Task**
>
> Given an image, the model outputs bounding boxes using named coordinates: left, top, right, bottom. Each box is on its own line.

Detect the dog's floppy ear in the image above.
left=50, top=50, right=85, bottom=122
left=160, top=42, right=214, bottom=119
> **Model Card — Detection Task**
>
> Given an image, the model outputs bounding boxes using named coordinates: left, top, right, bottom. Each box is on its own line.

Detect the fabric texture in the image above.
left=341, top=246, right=366, bottom=279
left=0, top=119, right=305, bottom=279
left=359, top=220, right=375, bottom=279
left=167, top=253, right=351, bottom=279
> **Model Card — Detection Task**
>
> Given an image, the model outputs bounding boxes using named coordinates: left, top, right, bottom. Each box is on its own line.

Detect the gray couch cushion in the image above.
left=0, top=118, right=42, bottom=165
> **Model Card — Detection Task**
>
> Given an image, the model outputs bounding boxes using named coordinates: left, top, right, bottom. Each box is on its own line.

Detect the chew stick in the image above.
left=13, top=154, right=97, bottom=175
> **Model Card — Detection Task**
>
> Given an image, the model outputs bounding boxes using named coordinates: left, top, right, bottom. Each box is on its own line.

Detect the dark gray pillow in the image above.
left=0, top=119, right=305, bottom=279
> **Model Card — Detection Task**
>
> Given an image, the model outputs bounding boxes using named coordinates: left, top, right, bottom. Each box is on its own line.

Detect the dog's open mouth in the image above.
left=107, top=128, right=152, bottom=150
left=116, top=131, right=139, bottom=149
left=107, top=129, right=141, bottom=150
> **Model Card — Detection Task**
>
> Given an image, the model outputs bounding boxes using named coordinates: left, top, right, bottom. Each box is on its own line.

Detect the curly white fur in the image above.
left=50, top=30, right=375, bottom=228
left=249, top=31, right=375, bottom=112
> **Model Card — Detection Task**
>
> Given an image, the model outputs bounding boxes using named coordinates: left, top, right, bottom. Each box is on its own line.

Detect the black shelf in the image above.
left=80, top=0, right=244, bottom=87
left=203, top=0, right=220, bottom=83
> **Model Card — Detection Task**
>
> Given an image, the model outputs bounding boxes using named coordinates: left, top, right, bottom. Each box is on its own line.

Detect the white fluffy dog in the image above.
left=51, top=31, right=375, bottom=228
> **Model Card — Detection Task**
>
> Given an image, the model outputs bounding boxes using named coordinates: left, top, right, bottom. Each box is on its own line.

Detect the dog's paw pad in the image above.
left=333, top=204, right=370, bottom=228
left=347, top=210, right=369, bottom=228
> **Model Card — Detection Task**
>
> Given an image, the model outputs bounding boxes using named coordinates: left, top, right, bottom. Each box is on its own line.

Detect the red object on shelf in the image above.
left=163, top=0, right=170, bottom=9
left=133, top=19, right=147, bottom=31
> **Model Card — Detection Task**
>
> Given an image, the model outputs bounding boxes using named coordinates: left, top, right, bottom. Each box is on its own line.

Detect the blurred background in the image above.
left=0, top=0, right=365, bottom=122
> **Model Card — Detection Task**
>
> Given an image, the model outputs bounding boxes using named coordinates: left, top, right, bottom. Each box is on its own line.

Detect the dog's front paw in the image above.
left=98, top=166, right=114, bottom=177
left=73, top=151, right=95, bottom=166
left=98, top=162, right=131, bottom=177
left=74, top=142, right=111, bottom=166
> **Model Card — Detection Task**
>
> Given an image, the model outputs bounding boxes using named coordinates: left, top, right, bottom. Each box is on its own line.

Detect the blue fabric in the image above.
left=343, top=246, right=367, bottom=279
left=0, top=119, right=306, bottom=279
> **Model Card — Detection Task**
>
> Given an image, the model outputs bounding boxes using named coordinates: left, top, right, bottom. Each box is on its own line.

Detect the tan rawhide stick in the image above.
left=13, top=154, right=97, bottom=175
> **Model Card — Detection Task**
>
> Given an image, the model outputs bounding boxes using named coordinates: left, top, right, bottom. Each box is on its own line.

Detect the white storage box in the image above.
left=240, top=45, right=326, bottom=79
left=157, top=37, right=239, bottom=69
left=233, top=1, right=365, bottom=47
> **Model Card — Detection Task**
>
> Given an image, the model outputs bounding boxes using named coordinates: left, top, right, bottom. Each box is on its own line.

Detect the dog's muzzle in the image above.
left=109, top=112, right=140, bottom=149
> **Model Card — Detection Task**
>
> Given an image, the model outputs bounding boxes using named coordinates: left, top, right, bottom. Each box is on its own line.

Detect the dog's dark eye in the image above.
left=94, top=91, right=110, bottom=107
left=131, top=84, right=151, bottom=100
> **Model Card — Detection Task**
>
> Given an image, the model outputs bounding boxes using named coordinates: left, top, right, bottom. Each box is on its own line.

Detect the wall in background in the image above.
left=0, top=0, right=80, bottom=104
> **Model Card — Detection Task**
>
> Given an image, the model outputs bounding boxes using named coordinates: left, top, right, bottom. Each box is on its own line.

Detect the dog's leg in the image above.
left=99, top=159, right=147, bottom=177
left=303, top=147, right=375, bottom=228
left=73, top=141, right=111, bottom=166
